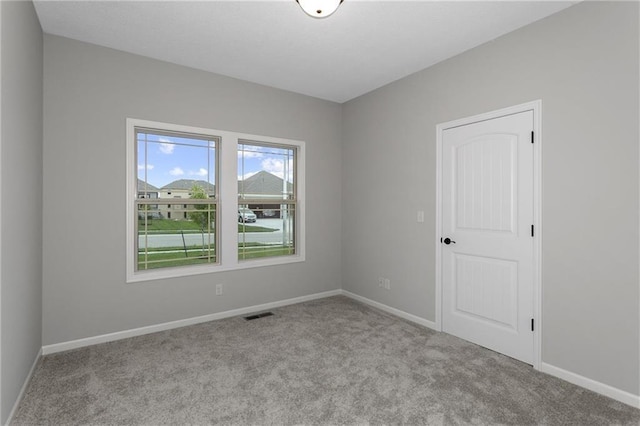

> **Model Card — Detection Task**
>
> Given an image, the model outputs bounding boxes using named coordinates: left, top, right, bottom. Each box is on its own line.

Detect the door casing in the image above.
left=435, top=100, right=542, bottom=370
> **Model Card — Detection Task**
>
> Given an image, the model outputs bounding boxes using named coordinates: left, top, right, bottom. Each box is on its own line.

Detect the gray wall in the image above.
left=342, top=1, right=639, bottom=395
left=0, top=1, right=43, bottom=422
left=42, top=35, right=342, bottom=346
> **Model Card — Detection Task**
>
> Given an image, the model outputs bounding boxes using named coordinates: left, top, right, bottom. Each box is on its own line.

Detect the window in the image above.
left=238, top=141, right=297, bottom=260
left=127, top=119, right=305, bottom=282
left=135, top=127, right=218, bottom=272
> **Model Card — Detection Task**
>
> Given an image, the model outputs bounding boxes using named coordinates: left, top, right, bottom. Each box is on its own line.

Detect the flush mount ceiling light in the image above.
left=296, top=0, right=344, bottom=19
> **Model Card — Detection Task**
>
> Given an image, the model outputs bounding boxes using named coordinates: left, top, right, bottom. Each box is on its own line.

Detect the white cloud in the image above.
left=158, top=138, right=175, bottom=154
left=138, top=164, right=154, bottom=170
left=260, top=157, right=294, bottom=182
left=189, top=168, right=208, bottom=177
left=169, top=167, right=184, bottom=176
left=238, top=148, right=264, bottom=159
left=159, top=143, right=174, bottom=154
left=261, top=158, right=284, bottom=173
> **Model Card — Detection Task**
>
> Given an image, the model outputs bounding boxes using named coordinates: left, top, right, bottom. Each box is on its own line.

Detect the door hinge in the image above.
left=531, top=225, right=534, bottom=237
left=531, top=318, right=535, bottom=331
left=531, top=131, right=534, bottom=144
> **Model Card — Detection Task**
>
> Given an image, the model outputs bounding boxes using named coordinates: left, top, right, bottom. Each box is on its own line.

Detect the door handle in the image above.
left=443, top=237, right=456, bottom=245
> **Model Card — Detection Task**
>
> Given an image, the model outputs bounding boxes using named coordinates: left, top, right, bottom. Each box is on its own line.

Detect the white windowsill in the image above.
left=127, top=253, right=306, bottom=283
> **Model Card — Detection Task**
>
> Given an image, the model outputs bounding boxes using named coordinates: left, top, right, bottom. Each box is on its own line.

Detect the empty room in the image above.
left=1, top=0, right=639, bottom=424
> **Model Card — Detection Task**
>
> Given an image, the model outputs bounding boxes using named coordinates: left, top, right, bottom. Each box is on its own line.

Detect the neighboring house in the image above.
left=137, top=179, right=161, bottom=219
left=150, top=172, right=291, bottom=220
left=238, top=171, right=293, bottom=218
left=137, top=179, right=159, bottom=199
left=158, top=179, right=215, bottom=219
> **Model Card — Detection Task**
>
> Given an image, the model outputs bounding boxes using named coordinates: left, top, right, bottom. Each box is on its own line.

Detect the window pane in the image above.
left=137, top=203, right=216, bottom=270
left=137, top=130, right=216, bottom=202
left=237, top=141, right=296, bottom=261
left=238, top=205, right=295, bottom=260
left=238, top=142, right=295, bottom=201
left=136, top=128, right=218, bottom=272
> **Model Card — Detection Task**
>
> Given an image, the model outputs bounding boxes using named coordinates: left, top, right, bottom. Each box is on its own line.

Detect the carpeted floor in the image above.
left=12, top=296, right=640, bottom=425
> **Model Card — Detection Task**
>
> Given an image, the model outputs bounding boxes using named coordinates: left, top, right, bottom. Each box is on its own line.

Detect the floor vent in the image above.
left=244, top=312, right=274, bottom=321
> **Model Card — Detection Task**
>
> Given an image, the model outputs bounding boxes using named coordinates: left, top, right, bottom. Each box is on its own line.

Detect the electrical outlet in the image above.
left=378, top=277, right=384, bottom=287
left=215, top=284, right=223, bottom=296
left=417, top=210, right=425, bottom=223
left=384, top=278, right=391, bottom=290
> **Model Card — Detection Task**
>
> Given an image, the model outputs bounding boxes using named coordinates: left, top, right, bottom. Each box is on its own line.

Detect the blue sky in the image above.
left=137, top=132, right=293, bottom=189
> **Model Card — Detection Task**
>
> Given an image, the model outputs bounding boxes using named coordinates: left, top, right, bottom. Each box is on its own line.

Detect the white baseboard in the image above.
left=341, top=290, right=438, bottom=331
left=5, top=348, right=42, bottom=426
left=540, top=362, right=639, bottom=409
left=42, top=289, right=342, bottom=355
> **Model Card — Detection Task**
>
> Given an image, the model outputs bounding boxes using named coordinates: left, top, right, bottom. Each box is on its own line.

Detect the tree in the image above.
left=188, top=184, right=209, bottom=230
left=188, top=184, right=211, bottom=256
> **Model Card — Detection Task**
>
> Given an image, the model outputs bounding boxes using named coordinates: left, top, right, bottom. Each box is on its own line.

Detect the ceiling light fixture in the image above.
left=296, top=0, right=344, bottom=19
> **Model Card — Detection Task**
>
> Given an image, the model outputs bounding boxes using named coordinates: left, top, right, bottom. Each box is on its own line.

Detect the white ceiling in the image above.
left=33, top=0, right=577, bottom=103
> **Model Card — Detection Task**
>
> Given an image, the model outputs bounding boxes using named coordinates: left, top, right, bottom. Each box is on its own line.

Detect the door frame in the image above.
left=435, top=100, right=542, bottom=370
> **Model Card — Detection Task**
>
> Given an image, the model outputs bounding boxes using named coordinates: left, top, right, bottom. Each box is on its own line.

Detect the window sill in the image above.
left=126, top=254, right=306, bottom=283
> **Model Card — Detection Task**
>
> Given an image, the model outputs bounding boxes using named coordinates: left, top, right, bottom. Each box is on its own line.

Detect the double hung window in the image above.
left=136, top=129, right=218, bottom=271
left=127, top=119, right=304, bottom=282
left=237, top=141, right=297, bottom=260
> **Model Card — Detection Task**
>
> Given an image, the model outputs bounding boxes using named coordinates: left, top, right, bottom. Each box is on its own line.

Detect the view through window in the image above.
left=136, top=129, right=218, bottom=270
left=237, top=141, right=297, bottom=260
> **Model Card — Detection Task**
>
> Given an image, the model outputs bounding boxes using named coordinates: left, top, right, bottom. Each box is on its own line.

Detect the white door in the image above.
left=441, top=111, right=534, bottom=364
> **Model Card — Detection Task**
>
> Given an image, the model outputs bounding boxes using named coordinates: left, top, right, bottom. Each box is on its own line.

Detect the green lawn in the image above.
left=238, top=242, right=294, bottom=260
left=138, top=250, right=215, bottom=269
left=138, top=243, right=293, bottom=270
left=137, top=219, right=277, bottom=233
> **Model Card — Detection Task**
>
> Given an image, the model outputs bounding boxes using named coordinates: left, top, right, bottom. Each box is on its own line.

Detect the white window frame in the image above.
left=126, top=118, right=306, bottom=283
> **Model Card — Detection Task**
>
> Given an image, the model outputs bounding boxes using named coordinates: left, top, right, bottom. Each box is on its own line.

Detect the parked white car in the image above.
left=238, top=208, right=257, bottom=223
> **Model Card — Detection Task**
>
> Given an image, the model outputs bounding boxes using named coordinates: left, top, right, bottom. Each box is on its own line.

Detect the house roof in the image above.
left=162, top=179, right=215, bottom=192
left=159, top=173, right=289, bottom=196
left=238, top=171, right=292, bottom=196
left=137, top=179, right=159, bottom=192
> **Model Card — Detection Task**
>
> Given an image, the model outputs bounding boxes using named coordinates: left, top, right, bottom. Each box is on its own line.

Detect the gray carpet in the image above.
left=12, top=296, right=640, bottom=425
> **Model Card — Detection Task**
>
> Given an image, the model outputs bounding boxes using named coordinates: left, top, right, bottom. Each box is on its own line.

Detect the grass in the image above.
left=143, top=245, right=211, bottom=253
left=138, top=250, right=215, bottom=269
left=138, top=243, right=293, bottom=269
left=237, top=223, right=279, bottom=233
left=137, top=219, right=277, bottom=233
left=238, top=245, right=294, bottom=260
